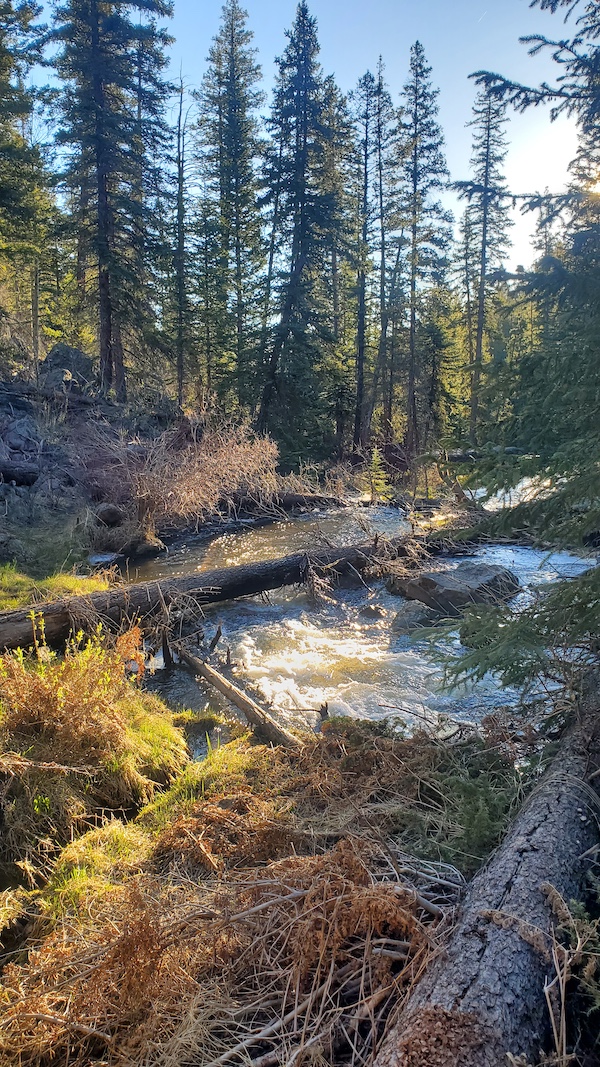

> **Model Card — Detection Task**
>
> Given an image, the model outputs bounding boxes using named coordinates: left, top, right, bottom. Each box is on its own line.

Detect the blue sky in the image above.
left=167, top=0, right=579, bottom=267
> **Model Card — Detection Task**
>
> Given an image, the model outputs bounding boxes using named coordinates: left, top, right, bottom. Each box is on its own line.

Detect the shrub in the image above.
left=0, top=628, right=188, bottom=878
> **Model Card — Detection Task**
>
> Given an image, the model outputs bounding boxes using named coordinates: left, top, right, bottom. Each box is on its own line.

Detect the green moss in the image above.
left=0, top=562, right=110, bottom=612
left=137, top=735, right=265, bottom=831
left=41, top=821, right=153, bottom=917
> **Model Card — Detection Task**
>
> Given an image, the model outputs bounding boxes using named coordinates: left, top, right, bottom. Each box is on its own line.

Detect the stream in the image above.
left=135, top=506, right=593, bottom=736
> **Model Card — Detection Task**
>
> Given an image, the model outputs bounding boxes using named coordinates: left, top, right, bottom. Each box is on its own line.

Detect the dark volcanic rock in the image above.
left=390, top=561, right=520, bottom=617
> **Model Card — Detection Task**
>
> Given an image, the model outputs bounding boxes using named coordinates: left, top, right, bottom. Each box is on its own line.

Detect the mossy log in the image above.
left=373, top=703, right=600, bottom=1067
left=0, top=534, right=421, bottom=652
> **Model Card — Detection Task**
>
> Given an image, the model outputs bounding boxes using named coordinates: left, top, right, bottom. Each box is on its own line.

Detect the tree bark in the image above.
left=0, top=533, right=423, bottom=652
left=373, top=701, right=600, bottom=1067
left=174, top=644, right=302, bottom=749
left=471, top=96, right=493, bottom=447
left=226, top=490, right=346, bottom=512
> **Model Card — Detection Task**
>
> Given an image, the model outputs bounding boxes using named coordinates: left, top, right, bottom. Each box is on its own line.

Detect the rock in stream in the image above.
left=388, top=561, right=520, bottom=617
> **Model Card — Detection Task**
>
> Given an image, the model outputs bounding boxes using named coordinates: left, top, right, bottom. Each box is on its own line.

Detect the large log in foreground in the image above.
left=0, top=534, right=420, bottom=652
left=374, top=706, right=600, bottom=1067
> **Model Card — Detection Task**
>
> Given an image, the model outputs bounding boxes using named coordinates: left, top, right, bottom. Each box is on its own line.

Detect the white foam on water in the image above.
left=140, top=508, right=594, bottom=729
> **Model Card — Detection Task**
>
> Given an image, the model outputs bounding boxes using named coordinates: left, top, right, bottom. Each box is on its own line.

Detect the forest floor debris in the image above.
left=0, top=680, right=536, bottom=1067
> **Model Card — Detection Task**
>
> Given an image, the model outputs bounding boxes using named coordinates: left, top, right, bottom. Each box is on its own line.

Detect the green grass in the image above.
left=137, top=734, right=260, bottom=832
left=41, top=821, right=154, bottom=918
left=171, top=707, right=226, bottom=730
left=0, top=562, right=110, bottom=612
left=0, top=631, right=189, bottom=877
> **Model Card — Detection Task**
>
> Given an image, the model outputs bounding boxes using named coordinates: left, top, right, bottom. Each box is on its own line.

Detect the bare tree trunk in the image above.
left=353, top=96, right=370, bottom=454
left=31, top=261, right=40, bottom=383
left=374, top=702, right=600, bottom=1067
left=175, top=82, right=187, bottom=409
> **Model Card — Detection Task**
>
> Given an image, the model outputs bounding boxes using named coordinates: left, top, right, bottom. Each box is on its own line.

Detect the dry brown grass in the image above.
left=0, top=723, right=525, bottom=1066
left=0, top=839, right=457, bottom=1067
left=0, top=628, right=188, bottom=878
left=70, top=418, right=280, bottom=548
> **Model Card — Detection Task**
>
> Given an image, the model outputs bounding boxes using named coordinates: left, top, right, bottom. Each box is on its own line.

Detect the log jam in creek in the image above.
left=136, top=506, right=591, bottom=733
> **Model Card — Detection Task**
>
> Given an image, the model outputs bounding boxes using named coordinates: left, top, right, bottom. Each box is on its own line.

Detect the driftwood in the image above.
left=373, top=702, right=600, bottom=1067
left=227, top=490, right=345, bottom=512
left=174, top=644, right=301, bottom=749
left=0, top=534, right=421, bottom=652
left=0, top=462, right=40, bottom=486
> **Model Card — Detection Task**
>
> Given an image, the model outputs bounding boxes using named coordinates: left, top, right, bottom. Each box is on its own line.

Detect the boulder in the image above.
left=88, top=552, right=124, bottom=568
left=391, top=601, right=441, bottom=634
left=359, top=603, right=385, bottom=619
left=41, top=343, right=94, bottom=389
left=96, top=503, right=126, bottom=528
left=390, top=562, right=520, bottom=617
left=3, top=415, right=40, bottom=454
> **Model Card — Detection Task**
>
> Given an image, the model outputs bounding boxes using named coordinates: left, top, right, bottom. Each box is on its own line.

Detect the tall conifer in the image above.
left=257, top=2, right=338, bottom=439
left=52, top=0, right=173, bottom=400
left=197, top=0, right=264, bottom=410
left=399, top=41, right=451, bottom=459
left=455, top=90, right=512, bottom=443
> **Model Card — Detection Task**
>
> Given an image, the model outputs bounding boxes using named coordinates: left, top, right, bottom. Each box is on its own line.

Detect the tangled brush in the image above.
left=0, top=838, right=462, bottom=1067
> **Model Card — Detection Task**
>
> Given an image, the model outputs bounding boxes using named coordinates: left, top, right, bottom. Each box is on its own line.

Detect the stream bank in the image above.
left=1, top=502, right=598, bottom=1066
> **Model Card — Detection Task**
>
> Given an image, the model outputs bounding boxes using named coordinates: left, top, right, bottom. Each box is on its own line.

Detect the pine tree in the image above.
left=399, top=42, right=452, bottom=460
left=174, top=79, right=192, bottom=406
left=367, top=58, right=401, bottom=446
left=0, top=0, right=48, bottom=369
left=451, top=0, right=600, bottom=689
left=351, top=70, right=376, bottom=453
left=455, top=90, right=512, bottom=443
left=52, top=0, right=173, bottom=400
left=196, top=0, right=264, bottom=410
left=314, top=74, right=356, bottom=457
left=256, top=2, right=340, bottom=441
left=350, top=61, right=401, bottom=451
left=0, top=1, right=43, bottom=240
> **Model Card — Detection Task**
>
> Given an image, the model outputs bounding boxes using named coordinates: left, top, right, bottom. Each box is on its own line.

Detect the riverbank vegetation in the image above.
left=1, top=0, right=600, bottom=1063
left=0, top=628, right=187, bottom=882
left=0, top=713, right=533, bottom=1066
left=0, top=564, right=110, bottom=612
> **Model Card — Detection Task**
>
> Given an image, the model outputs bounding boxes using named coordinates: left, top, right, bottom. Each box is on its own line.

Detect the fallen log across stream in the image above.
left=373, top=695, right=600, bottom=1067
left=173, top=643, right=302, bottom=749
left=0, top=533, right=427, bottom=652
left=227, top=490, right=347, bottom=511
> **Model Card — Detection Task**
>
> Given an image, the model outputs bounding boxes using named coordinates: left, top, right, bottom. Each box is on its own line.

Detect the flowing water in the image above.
left=136, top=506, right=593, bottom=734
